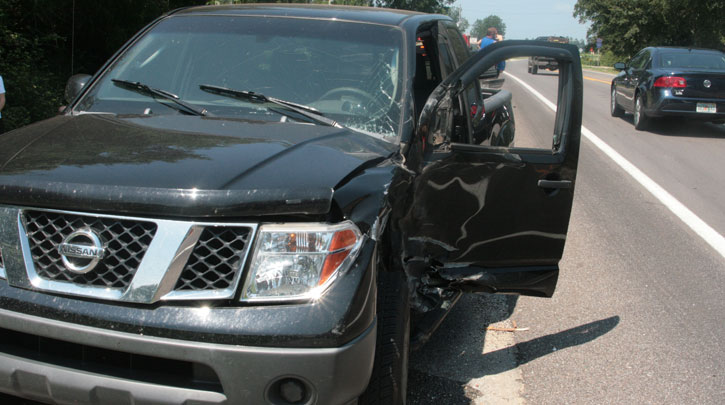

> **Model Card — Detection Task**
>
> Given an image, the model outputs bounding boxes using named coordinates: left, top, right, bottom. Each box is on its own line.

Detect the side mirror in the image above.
left=64, top=74, right=92, bottom=104
left=613, top=62, right=626, bottom=70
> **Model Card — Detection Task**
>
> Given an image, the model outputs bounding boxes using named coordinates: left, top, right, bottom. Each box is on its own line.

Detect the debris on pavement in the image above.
left=486, top=320, right=530, bottom=332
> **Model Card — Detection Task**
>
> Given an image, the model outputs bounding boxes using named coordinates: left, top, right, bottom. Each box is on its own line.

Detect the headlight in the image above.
left=241, top=221, right=363, bottom=302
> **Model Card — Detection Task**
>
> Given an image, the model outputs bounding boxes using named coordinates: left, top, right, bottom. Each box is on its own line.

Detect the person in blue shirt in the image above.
left=479, top=28, right=505, bottom=76
left=479, top=27, right=498, bottom=50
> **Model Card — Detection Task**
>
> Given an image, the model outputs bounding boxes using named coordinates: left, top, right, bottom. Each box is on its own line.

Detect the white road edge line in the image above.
left=504, top=71, right=725, bottom=260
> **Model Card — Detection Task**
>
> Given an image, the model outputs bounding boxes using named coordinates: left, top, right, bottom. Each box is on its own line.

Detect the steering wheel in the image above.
left=318, top=87, right=386, bottom=112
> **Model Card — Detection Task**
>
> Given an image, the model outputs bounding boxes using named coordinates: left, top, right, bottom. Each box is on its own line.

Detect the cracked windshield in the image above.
left=77, top=15, right=403, bottom=139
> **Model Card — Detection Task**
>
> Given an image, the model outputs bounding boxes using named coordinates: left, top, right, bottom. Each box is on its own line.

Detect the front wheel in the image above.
left=610, top=86, right=624, bottom=117
left=359, top=270, right=410, bottom=405
left=532, top=65, right=538, bottom=74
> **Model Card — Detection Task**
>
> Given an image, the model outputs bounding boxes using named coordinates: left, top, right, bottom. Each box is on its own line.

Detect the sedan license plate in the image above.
left=696, top=102, right=716, bottom=113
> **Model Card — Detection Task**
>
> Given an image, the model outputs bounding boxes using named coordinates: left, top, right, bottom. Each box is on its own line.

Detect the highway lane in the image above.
left=408, top=59, right=725, bottom=404
left=528, top=63, right=725, bottom=239
left=510, top=58, right=724, bottom=404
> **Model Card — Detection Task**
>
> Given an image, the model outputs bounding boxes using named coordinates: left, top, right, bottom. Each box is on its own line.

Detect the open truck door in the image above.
left=404, top=40, right=583, bottom=298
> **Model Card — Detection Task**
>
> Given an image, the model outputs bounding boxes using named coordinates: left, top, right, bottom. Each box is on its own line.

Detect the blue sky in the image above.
left=454, top=0, right=590, bottom=40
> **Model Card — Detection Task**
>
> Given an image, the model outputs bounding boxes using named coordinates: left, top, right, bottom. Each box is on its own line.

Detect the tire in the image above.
left=532, top=65, right=538, bottom=74
left=633, top=93, right=649, bottom=130
left=527, top=65, right=532, bottom=73
left=359, top=270, right=410, bottom=405
left=610, top=86, right=624, bottom=117
left=490, top=123, right=502, bottom=146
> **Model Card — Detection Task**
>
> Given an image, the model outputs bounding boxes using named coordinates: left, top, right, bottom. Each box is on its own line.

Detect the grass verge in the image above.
left=583, top=65, right=618, bottom=75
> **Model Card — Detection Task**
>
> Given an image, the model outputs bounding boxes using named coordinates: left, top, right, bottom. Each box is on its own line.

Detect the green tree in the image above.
left=0, top=1, right=63, bottom=130
left=212, top=0, right=455, bottom=12
left=574, top=0, right=725, bottom=59
left=210, top=0, right=372, bottom=4
left=567, top=37, right=587, bottom=50
left=332, top=0, right=371, bottom=4
left=0, top=0, right=207, bottom=132
left=373, top=0, right=453, bottom=13
left=471, top=15, right=506, bottom=39
left=446, top=6, right=469, bottom=33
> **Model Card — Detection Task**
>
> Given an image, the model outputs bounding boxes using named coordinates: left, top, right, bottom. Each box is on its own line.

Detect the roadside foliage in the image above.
left=574, top=0, right=725, bottom=60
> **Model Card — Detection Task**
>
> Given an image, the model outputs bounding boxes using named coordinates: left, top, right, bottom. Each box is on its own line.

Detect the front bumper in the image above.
left=0, top=222, right=379, bottom=404
left=0, top=307, right=376, bottom=404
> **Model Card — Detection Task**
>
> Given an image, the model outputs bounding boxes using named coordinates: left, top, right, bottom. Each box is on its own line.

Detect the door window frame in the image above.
left=416, top=40, right=582, bottom=164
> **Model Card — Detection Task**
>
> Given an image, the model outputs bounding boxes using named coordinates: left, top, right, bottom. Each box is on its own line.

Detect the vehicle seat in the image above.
left=414, top=52, right=439, bottom=119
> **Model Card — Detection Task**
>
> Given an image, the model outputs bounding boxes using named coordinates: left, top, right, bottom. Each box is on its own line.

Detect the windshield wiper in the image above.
left=199, top=84, right=341, bottom=128
left=112, top=79, right=208, bottom=116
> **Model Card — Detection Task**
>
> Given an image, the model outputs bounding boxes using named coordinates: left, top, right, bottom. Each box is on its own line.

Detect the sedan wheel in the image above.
left=610, top=87, right=624, bottom=117
left=633, top=94, right=649, bottom=130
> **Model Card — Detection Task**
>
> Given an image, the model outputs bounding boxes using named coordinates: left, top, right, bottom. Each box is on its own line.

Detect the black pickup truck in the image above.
left=529, top=36, right=570, bottom=74
left=0, top=5, right=582, bottom=404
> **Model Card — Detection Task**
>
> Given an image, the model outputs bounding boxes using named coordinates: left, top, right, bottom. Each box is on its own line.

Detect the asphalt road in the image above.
left=408, top=59, right=725, bottom=404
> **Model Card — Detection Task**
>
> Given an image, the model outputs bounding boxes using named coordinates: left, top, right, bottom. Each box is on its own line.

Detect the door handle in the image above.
left=538, top=179, right=572, bottom=189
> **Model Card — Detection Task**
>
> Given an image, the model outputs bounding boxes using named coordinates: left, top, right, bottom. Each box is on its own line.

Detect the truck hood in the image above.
left=0, top=114, right=397, bottom=217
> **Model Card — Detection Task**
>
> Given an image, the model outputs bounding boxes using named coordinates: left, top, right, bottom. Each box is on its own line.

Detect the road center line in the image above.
left=583, top=76, right=611, bottom=84
left=504, top=71, right=725, bottom=260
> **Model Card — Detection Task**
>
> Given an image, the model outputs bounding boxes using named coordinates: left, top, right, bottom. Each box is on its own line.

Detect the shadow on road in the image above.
left=486, top=315, right=620, bottom=374
left=408, top=292, right=620, bottom=404
left=407, top=369, right=474, bottom=404
left=616, top=115, right=725, bottom=138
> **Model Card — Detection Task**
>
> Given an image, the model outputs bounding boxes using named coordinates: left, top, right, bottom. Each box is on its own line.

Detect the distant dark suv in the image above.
left=0, top=5, right=583, bottom=404
left=529, top=36, right=570, bottom=74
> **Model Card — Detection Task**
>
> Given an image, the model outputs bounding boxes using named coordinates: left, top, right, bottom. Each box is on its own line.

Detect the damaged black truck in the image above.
left=0, top=5, right=582, bottom=405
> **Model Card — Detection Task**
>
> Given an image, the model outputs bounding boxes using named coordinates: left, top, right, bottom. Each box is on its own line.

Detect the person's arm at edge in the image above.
left=0, top=75, right=5, bottom=113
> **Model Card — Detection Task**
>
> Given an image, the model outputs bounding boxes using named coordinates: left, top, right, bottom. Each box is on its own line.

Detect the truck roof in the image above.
left=172, top=4, right=434, bottom=27
left=535, top=36, right=569, bottom=43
